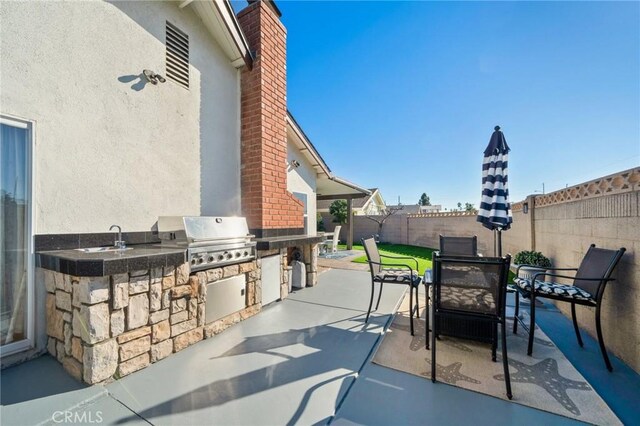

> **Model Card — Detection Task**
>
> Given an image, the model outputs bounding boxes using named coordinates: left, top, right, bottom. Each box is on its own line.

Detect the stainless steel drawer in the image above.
left=205, top=275, right=247, bottom=324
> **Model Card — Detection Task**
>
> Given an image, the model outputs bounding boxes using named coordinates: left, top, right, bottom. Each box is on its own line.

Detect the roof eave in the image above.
left=286, top=112, right=332, bottom=177
left=186, top=0, right=254, bottom=70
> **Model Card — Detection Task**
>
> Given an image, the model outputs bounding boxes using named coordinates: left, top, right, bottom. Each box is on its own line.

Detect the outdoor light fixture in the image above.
left=523, top=202, right=529, bottom=214
left=143, top=69, right=166, bottom=85
left=289, top=159, right=301, bottom=168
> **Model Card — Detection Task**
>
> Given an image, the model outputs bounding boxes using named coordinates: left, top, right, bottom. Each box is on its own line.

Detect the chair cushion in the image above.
left=514, top=278, right=594, bottom=302
left=375, top=268, right=421, bottom=286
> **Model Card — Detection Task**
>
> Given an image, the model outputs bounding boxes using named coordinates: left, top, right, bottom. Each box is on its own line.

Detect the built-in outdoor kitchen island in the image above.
left=35, top=217, right=323, bottom=384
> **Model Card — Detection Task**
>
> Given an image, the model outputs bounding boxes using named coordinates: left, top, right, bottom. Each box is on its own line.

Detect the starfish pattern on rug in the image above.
left=423, top=360, right=482, bottom=385
left=392, top=321, right=475, bottom=353
left=391, top=321, right=426, bottom=351
left=494, top=357, right=591, bottom=415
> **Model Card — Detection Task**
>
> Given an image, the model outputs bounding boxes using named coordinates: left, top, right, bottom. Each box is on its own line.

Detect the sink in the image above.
left=75, top=246, right=132, bottom=253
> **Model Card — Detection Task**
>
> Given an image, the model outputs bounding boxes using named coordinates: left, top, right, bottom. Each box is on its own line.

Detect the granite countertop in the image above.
left=36, top=244, right=186, bottom=277
left=37, top=233, right=327, bottom=276
left=254, top=234, right=326, bottom=250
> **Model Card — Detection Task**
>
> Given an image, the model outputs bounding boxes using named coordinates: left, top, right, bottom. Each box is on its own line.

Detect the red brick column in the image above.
left=238, top=1, right=304, bottom=237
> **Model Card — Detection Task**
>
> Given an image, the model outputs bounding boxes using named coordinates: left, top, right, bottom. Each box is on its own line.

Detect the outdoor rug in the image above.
left=372, top=295, right=621, bottom=425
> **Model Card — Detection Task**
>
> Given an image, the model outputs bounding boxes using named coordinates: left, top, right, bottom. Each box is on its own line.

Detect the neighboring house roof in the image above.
left=287, top=111, right=370, bottom=199
left=182, top=0, right=254, bottom=69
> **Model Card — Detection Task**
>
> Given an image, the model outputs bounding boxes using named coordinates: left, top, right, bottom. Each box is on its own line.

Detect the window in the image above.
left=0, top=116, right=33, bottom=355
left=165, top=21, right=189, bottom=89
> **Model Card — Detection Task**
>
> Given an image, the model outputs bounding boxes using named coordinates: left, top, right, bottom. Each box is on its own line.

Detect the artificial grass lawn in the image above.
left=338, top=243, right=435, bottom=275
left=338, top=242, right=517, bottom=282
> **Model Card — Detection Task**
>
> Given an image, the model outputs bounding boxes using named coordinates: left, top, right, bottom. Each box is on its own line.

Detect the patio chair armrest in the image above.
left=367, top=260, right=417, bottom=274
left=379, top=254, right=419, bottom=271
left=515, top=264, right=572, bottom=276
left=540, top=267, right=579, bottom=271
left=530, top=271, right=615, bottom=283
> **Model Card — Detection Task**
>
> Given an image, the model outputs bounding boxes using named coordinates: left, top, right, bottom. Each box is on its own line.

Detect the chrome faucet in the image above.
left=109, top=225, right=126, bottom=249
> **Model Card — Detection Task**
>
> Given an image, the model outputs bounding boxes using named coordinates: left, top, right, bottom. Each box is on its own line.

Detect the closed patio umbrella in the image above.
left=477, top=125, right=512, bottom=256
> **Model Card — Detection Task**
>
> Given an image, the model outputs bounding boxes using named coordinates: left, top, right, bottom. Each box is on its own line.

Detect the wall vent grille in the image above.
left=166, top=22, right=189, bottom=89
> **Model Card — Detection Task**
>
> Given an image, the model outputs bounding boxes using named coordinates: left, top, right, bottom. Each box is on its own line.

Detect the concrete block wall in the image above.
left=320, top=213, right=406, bottom=245
left=406, top=214, right=495, bottom=254
left=531, top=190, right=639, bottom=372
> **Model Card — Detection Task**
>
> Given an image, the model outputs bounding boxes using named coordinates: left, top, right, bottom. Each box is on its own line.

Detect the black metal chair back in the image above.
left=433, top=255, right=509, bottom=318
left=574, top=245, right=625, bottom=300
left=430, top=252, right=513, bottom=399
left=439, top=235, right=478, bottom=256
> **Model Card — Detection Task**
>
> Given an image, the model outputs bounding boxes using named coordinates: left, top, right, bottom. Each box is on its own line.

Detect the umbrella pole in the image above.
left=497, top=229, right=502, bottom=257
left=493, top=230, right=497, bottom=256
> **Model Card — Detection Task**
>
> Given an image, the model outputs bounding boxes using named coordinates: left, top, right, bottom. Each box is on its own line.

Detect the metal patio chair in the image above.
left=430, top=253, right=513, bottom=399
left=513, top=244, right=626, bottom=371
left=320, top=225, right=341, bottom=254
left=439, top=235, right=479, bottom=256
left=362, top=237, right=423, bottom=335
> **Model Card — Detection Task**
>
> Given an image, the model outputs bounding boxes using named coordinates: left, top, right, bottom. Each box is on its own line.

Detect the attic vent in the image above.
left=166, top=22, right=189, bottom=88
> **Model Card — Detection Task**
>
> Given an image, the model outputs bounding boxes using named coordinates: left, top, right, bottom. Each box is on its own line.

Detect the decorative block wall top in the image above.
left=408, top=211, right=476, bottom=218
left=534, top=167, right=639, bottom=208
left=511, top=201, right=524, bottom=212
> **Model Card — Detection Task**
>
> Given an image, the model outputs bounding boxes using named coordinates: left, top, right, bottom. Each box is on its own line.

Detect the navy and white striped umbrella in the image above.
left=478, top=126, right=512, bottom=254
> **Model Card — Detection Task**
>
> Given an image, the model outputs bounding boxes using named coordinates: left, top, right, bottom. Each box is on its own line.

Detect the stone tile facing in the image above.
left=41, top=259, right=264, bottom=384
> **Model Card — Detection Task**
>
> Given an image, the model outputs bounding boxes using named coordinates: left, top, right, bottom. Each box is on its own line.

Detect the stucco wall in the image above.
left=0, top=0, right=241, bottom=234
left=287, top=140, right=317, bottom=235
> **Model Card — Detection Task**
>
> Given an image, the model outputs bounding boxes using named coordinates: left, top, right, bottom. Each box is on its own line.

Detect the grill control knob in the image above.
left=217, top=254, right=224, bottom=261
left=191, top=259, right=196, bottom=265
left=243, top=251, right=249, bottom=257
left=225, top=253, right=232, bottom=260
left=208, top=256, right=214, bottom=262
left=235, top=252, right=241, bottom=258
left=197, top=257, right=204, bottom=264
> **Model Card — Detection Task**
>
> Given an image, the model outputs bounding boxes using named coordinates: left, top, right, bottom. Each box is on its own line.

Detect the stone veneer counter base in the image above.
left=43, top=260, right=263, bottom=384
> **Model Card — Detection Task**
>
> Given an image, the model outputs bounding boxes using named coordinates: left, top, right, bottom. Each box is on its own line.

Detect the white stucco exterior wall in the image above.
left=0, top=0, right=241, bottom=234
left=286, top=140, right=317, bottom=236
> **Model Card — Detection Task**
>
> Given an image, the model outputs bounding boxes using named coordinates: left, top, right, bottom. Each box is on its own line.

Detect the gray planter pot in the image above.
left=514, top=265, right=548, bottom=281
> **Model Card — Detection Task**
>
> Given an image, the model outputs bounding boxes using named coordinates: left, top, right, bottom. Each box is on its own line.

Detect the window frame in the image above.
left=0, top=114, right=35, bottom=357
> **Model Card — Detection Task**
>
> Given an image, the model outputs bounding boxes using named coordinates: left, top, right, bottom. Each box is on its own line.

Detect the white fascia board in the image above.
left=286, top=115, right=331, bottom=178
left=189, top=0, right=252, bottom=69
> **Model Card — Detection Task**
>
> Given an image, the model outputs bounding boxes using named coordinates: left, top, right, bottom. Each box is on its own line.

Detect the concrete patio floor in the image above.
left=2, top=268, right=639, bottom=425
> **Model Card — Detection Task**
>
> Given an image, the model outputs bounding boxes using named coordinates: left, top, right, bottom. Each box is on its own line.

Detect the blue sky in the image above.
left=236, top=1, right=639, bottom=209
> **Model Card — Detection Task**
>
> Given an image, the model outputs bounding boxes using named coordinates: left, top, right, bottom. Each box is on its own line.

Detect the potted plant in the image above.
left=513, top=250, right=552, bottom=281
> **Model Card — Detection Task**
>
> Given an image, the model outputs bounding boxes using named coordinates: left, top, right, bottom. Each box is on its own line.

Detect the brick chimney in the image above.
left=237, top=0, right=304, bottom=238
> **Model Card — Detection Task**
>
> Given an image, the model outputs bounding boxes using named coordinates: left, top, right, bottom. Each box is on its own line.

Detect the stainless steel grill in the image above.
left=158, top=216, right=256, bottom=272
